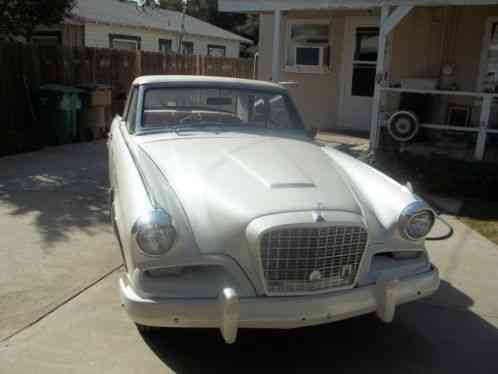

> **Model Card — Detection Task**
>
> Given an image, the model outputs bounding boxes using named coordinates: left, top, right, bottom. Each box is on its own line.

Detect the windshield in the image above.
left=140, top=87, right=304, bottom=131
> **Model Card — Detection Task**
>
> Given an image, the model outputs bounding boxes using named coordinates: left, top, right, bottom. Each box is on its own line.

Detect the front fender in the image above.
left=322, top=147, right=424, bottom=247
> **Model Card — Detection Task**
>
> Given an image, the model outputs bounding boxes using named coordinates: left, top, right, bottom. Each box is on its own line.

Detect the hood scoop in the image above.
left=270, top=182, right=316, bottom=189
left=228, top=143, right=316, bottom=190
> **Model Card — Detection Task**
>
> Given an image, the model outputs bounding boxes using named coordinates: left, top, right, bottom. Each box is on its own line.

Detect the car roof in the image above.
left=133, top=75, right=288, bottom=93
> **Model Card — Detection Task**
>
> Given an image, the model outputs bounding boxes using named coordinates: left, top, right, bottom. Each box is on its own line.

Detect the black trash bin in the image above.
left=37, top=85, right=84, bottom=146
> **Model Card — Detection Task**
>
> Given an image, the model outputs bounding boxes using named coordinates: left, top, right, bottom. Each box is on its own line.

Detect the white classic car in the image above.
left=108, top=76, right=440, bottom=344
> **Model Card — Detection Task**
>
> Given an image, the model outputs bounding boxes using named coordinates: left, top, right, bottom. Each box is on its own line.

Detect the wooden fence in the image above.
left=0, top=42, right=254, bottom=156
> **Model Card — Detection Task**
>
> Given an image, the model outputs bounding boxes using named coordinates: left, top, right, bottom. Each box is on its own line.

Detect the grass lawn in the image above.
left=323, top=136, right=498, bottom=246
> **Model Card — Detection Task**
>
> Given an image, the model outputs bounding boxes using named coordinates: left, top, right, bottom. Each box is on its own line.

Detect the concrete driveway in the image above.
left=0, top=142, right=497, bottom=373
left=0, top=141, right=121, bottom=341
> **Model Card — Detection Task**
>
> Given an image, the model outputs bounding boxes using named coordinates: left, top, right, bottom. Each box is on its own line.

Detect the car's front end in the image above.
left=110, top=76, right=440, bottom=344
left=120, top=209, right=439, bottom=344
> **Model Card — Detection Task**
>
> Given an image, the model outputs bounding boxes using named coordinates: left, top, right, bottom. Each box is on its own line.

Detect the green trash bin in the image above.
left=37, top=85, right=84, bottom=146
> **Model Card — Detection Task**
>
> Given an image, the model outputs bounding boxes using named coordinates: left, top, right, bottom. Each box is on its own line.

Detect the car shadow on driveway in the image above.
left=138, top=280, right=498, bottom=374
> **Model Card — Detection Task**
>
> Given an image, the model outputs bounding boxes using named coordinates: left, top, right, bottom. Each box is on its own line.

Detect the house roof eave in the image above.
left=66, top=16, right=253, bottom=45
left=69, top=0, right=252, bottom=44
left=219, top=0, right=498, bottom=13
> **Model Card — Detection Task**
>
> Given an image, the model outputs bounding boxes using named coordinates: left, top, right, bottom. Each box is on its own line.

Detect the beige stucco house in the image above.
left=220, top=0, right=498, bottom=161
left=27, top=0, right=251, bottom=57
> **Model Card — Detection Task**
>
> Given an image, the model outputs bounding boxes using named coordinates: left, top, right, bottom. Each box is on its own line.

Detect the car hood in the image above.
left=138, top=134, right=363, bottom=252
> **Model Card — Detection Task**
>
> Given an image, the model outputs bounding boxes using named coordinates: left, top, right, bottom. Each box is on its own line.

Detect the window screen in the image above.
left=354, top=27, right=379, bottom=62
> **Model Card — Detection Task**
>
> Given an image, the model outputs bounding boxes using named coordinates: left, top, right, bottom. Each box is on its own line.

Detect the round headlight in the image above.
left=133, top=209, right=176, bottom=255
left=399, top=202, right=435, bottom=241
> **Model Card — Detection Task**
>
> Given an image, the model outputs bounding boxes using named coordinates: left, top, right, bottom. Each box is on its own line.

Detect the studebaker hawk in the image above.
left=108, top=75, right=440, bottom=344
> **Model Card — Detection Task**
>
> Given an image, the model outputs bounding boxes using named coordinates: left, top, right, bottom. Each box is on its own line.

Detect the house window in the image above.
left=181, top=41, right=194, bottom=56
left=207, top=44, right=226, bottom=57
left=285, top=20, right=331, bottom=73
left=109, top=34, right=141, bottom=51
left=159, top=38, right=173, bottom=54
left=480, top=19, right=498, bottom=93
left=31, top=31, right=62, bottom=46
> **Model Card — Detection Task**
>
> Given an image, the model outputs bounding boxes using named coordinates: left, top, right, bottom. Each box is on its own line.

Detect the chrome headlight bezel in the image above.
left=399, top=201, right=436, bottom=241
left=132, top=209, right=176, bottom=256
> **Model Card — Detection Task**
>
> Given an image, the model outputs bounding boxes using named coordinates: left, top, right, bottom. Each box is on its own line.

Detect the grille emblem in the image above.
left=312, top=203, right=325, bottom=222
left=309, top=270, right=322, bottom=282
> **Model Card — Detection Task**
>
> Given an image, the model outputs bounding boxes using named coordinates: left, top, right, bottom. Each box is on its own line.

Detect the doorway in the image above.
left=339, top=17, right=380, bottom=131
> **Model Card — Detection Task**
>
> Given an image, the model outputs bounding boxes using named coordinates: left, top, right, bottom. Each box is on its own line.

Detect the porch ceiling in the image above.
left=219, top=0, right=498, bottom=12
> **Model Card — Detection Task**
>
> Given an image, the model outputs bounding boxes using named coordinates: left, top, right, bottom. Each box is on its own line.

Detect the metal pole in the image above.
left=369, top=6, right=389, bottom=150
left=475, top=95, right=491, bottom=160
left=271, top=9, right=282, bottom=82
left=178, top=0, right=187, bottom=54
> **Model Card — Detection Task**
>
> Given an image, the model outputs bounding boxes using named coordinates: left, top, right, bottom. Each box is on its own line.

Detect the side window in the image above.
left=249, top=96, right=268, bottom=126
left=268, top=95, right=292, bottom=128
left=126, top=88, right=138, bottom=132
left=248, top=94, right=300, bottom=129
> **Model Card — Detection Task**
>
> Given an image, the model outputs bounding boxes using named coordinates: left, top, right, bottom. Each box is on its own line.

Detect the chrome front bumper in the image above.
left=120, top=265, right=440, bottom=344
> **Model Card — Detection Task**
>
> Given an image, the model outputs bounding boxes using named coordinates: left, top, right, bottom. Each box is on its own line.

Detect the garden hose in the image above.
left=426, top=214, right=454, bottom=241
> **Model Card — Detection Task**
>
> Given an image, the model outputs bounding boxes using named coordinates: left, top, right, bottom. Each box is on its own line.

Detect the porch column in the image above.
left=271, top=9, right=282, bottom=82
left=370, top=5, right=414, bottom=150
left=475, top=96, right=492, bottom=160
left=369, top=6, right=389, bottom=150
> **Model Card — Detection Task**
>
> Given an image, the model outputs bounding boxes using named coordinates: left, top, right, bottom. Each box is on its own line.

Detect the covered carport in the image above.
left=220, top=0, right=498, bottom=161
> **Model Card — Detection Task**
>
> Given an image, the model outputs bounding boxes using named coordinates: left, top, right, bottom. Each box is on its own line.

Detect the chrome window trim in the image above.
left=137, top=86, right=305, bottom=132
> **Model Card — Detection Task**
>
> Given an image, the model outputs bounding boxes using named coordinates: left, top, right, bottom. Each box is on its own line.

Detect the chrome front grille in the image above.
left=259, top=225, right=368, bottom=295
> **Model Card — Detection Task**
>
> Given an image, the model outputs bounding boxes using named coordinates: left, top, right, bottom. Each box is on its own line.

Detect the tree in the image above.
left=159, top=0, right=258, bottom=44
left=0, top=0, right=76, bottom=42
